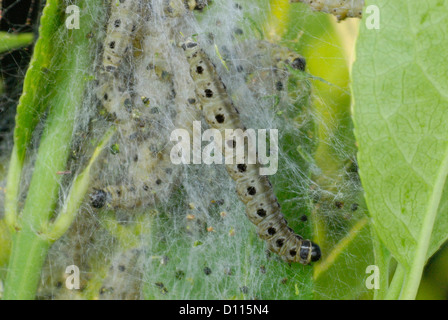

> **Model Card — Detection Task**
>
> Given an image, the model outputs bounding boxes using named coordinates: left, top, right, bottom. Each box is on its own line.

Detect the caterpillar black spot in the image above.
left=181, top=38, right=321, bottom=264
left=290, top=0, right=364, bottom=20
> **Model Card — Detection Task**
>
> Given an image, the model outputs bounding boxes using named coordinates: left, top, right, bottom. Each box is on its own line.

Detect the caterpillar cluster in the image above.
left=181, top=38, right=321, bottom=264
left=91, top=0, right=320, bottom=265
left=98, top=248, right=145, bottom=300
left=34, top=0, right=326, bottom=301
left=37, top=244, right=145, bottom=300
left=91, top=0, right=181, bottom=210
left=291, top=0, right=364, bottom=20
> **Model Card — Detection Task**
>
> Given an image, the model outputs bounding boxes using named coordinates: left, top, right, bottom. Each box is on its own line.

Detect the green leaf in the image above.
left=12, top=0, right=64, bottom=164
left=353, top=0, right=448, bottom=298
left=0, top=219, right=11, bottom=272
left=4, top=0, right=64, bottom=238
left=0, top=32, right=33, bottom=53
left=5, top=1, right=64, bottom=228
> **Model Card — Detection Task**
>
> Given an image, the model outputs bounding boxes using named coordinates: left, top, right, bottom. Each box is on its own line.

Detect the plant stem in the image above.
left=3, top=228, right=51, bottom=299
left=385, top=264, right=405, bottom=300
left=3, top=0, right=102, bottom=299
left=4, top=146, right=21, bottom=231
left=4, top=65, right=82, bottom=298
left=371, top=226, right=390, bottom=300
left=314, top=217, right=369, bottom=279
left=0, top=32, right=34, bottom=53
left=400, top=149, right=448, bottom=300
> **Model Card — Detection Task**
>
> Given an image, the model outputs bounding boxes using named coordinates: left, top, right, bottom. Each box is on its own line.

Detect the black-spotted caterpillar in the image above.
left=102, top=0, right=142, bottom=73
left=291, top=0, right=364, bottom=20
left=181, top=39, right=321, bottom=264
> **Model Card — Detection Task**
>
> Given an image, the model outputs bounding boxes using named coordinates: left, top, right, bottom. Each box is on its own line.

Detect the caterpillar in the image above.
left=97, top=0, right=145, bottom=118
left=180, top=38, right=321, bottom=264
left=92, top=0, right=176, bottom=208
left=232, top=40, right=307, bottom=102
left=243, top=40, right=307, bottom=72
left=90, top=96, right=180, bottom=210
left=98, top=248, right=145, bottom=300
left=102, top=0, right=142, bottom=73
left=291, top=0, right=364, bottom=20
left=164, top=0, right=211, bottom=17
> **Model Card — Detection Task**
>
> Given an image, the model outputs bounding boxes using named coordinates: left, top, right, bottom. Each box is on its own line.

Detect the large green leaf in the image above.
left=353, top=0, right=448, bottom=274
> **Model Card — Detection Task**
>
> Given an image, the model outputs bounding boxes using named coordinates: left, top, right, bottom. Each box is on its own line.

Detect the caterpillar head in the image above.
left=297, top=240, right=321, bottom=264
left=180, top=38, right=198, bottom=54
left=185, top=0, right=211, bottom=11
left=274, top=48, right=307, bottom=72
left=90, top=189, right=109, bottom=209
left=290, top=56, right=306, bottom=71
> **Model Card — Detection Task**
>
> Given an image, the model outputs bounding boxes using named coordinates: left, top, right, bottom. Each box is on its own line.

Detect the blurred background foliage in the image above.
left=0, top=0, right=447, bottom=299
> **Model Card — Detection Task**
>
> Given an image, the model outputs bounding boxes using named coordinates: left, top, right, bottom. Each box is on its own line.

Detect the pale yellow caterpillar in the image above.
left=97, top=0, right=143, bottom=119
left=90, top=151, right=177, bottom=209
left=181, top=38, right=321, bottom=264
left=233, top=40, right=307, bottom=100
left=102, top=0, right=142, bottom=73
left=253, top=40, right=307, bottom=72
left=291, top=0, right=364, bottom=20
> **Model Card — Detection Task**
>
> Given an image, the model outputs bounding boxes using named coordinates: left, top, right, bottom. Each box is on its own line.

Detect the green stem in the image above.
left=371, top=226, right=390, bottom=300
left=0, top=32, right=34, bottom=53
left=4, top=146, right=21, bottom=231
left=314, top=217, right=369, bottom=279
left=400, top=148, right=448, bottom=300
left=3, top=0, right=102, bottom=299
left=3, top=228, right=51, bottom=299
left=385, top=264, right=405, bottom=300
left=4, top=77, right=79, bottom=298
